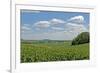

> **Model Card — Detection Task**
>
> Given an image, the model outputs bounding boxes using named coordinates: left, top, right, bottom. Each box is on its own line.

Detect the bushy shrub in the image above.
left=72, top=32, right=89, bottom=45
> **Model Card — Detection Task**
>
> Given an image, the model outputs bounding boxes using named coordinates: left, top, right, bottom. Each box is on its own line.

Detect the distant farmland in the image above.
left=21, top=40, right=89, bottom=63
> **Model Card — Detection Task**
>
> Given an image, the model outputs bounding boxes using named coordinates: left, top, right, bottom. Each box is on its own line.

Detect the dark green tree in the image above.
left=72, top=32, right=89, bottom=45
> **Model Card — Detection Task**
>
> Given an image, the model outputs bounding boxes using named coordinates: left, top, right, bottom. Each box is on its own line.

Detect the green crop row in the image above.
left=21, top=41, right=89, bottom=63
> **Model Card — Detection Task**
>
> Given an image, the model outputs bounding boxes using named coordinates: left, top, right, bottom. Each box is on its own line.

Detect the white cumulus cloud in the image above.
left=65, top=15, right=88, bottom=35
left=21, top=24, right=31, bottom=31
left=68, top=15, right=84, bottom=24
left=65, top=23, right=88, bottom=34
left=50, top=18, right=65, bottom=26
left=34, top=21, right=50, bottom=29
left=33, top=18, right=65, bottom=29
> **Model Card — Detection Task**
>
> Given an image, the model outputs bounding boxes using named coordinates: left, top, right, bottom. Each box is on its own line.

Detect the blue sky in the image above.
left=21, top=10, right=90, bottom=40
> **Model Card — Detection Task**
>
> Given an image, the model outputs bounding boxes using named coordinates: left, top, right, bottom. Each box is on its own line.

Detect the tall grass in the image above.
left=21, top=41, right=89, bottom=63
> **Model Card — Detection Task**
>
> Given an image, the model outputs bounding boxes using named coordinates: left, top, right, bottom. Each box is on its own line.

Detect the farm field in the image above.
left=21, top=40, right=89, bottom=63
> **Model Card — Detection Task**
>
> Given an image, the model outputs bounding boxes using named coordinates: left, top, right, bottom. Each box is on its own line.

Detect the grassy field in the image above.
left=21, top=40, right=89, bottom=63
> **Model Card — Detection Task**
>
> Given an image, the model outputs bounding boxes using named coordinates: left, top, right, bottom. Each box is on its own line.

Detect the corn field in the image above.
left=21, top=41, right=89, bottom=63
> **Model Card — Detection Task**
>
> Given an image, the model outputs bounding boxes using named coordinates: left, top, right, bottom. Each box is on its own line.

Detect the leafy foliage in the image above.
left=21, top=41, right=89, bottom=63
left=72, top=32, right=89, bottom=45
